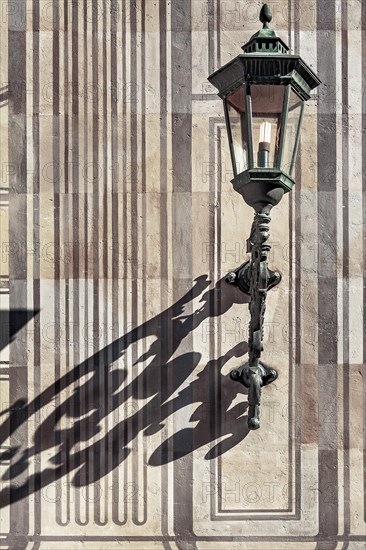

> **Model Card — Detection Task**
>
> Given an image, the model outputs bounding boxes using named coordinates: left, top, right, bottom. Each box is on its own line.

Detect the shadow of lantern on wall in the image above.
left=208, top=3, right=320, bottom=430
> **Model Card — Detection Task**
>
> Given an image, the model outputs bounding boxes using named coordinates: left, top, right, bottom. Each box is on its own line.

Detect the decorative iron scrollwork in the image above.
left=226, top=206, right=280, bottom=430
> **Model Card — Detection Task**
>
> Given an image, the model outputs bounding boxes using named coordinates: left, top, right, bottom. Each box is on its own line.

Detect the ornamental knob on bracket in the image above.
left=207, top=3, right=320, bottom=430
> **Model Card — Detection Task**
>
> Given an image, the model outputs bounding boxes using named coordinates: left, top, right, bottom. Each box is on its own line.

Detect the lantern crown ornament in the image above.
left=244, top=4, right=287, bottom=53
left=207, top=4, right=320, bottom=430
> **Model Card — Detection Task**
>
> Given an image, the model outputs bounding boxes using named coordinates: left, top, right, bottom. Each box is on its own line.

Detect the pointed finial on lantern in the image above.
left=241, top=2, right=289, bottom=54
left=260, top=4, right=272, bottom=28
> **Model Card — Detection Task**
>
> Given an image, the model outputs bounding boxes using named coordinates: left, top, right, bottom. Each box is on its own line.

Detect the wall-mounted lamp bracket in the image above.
left=225, top=207, right=280, bottom=429
left=230, top=361, right=278, bottom=430
left=226, top=260, right=281, bottom=295
left=208, top=2, right=320, bottom=431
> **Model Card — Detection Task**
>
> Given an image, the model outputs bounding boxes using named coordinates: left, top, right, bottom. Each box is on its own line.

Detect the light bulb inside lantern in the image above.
left=258, top=121, right=272, bottom=167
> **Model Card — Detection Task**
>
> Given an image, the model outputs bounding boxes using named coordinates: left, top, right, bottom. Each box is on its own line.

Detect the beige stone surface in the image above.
left=0, top=0, right=365, bottom=548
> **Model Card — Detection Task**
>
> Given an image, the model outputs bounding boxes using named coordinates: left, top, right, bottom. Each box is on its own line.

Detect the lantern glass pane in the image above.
left=226, top=87, right=248, bottom=174
left=282, top=89, right=304, bottom=175
left=251, top=84, right=284, bottom=168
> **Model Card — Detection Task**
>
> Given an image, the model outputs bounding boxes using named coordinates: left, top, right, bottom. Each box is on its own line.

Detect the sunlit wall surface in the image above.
left=0, top=1, right=364, bottom=548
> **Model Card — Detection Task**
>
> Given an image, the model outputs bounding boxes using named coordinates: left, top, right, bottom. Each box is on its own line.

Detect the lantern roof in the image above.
left=208, top=3, right=321, bottom=101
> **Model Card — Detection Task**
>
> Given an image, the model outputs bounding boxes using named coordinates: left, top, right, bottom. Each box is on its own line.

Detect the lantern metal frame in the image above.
left=208, top=3, right=320, bottom=430
left=224, top=82, right=305, bottom=177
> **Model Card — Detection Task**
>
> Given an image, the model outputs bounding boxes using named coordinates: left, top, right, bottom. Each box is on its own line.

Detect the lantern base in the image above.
left=232, top=168, right=295, bottom=211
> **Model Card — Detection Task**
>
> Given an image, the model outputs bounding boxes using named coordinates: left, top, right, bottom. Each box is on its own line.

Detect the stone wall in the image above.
left=0, top=0, right=364, bottom=548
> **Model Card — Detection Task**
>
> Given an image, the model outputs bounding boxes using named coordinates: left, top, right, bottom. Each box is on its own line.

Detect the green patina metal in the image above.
left=209, top=4, right=320, bottom=197
left=208, top=3, right=321, bottom=430
left=208, top=5, right=320, bottom=101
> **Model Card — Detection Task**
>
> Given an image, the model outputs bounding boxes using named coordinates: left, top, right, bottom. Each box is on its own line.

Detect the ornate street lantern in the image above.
left=208, top=4, right=320, bottom=429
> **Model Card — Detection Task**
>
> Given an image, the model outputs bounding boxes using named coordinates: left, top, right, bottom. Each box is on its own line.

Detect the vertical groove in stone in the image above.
left=293, top=0, right=302, bottom=517
left=100, top=0, right=109, bottom=527
left=208, top=117, right=216, bottom=518
left=287, top=0, right=294, bottom=511
left=60, top=3, right=70, bottom=526
left=208, top=0, right=215, bottom=75
left=56, top=0, right=71, bottom=526
left=140, top=0, right=148, bottom=526
left=121, top=0, right=128, bottom=523
left=53, top=0, right=62, bottom=530
left=110, top=0, right=125, bottom=527
left=363, top=0, right=366, bottom=527
left=341, top=0, right=350, bottom=538
left=159, top=0, right=169, bottom=537
left=91, top=0, right=100, bottom=525
left=81, top=0, right=90, bottom=522
left=129, top=0, right=140, bottom=529
left=32, top=0, right=41, bottom=535
left=71, top=0, right=80, bottom=522
left=214, top=124, right=221, bottom=514
left=216, top=0, right=221, bottom=68
left=110, top=0, right=119, bottom=529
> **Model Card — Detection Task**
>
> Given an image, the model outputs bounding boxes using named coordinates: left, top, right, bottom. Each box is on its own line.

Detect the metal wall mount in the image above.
left=226, top=205, right=280, bottom=430
left=208, top=3, right=320, bottom=431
